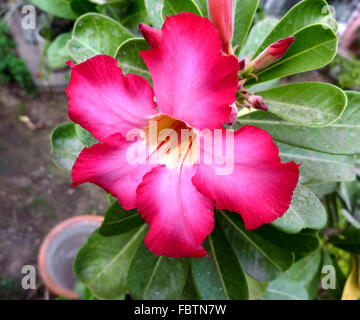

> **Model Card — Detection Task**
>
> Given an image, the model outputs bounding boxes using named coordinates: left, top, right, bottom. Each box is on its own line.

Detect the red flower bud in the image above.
left=248, top=95, right=268, bottom=111
left=208, top=0, right=234, bottom=55
left=139, top=23, right=162, bottom=48
left=238, top=58, right=245, bottom=71
left=250, top=36, right=295, bottom=72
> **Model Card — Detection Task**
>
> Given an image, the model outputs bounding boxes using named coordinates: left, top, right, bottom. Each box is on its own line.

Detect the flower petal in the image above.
left=139, top=23, right=162, bottom=48
left=66, top=55, right=158, bottom=142
left=192, top=125, right=300, bottom=230
left=136, top=166, right=214, bottom=258
left=140, top=13, right=239, bottom=130
left=72, top=134, right=157, bottom=210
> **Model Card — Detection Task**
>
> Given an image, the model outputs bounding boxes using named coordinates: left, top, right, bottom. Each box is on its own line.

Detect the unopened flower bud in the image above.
left=248, top=95, right=268, bottom=111
left=225, top=103, right=238, bottom=126
left=238, top=58, right=245, bottom=71
left=208, top=0, right=234, bottom=55
left=250, top=36, right=295, bottom=72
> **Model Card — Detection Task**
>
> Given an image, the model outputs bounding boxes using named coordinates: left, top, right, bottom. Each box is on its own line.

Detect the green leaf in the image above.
left=47, top=33, right=72, bottom=69
left=50, top=123, right=84, bottom=171
left=245, top=275, right=268, bottom=300
left=74, top=225, right=147, bottom=299
left=99, top=202, right=144, bottom=237
left=31, top=0, right=78, bottom=20
left=262, top=250, right=322, bottom=300
left=145, top=0, right=164, bottom=28
left=180, top=271, right=201, bottom=300
left=193, top=0, right=208, bottom=17
left=238, top=91, right=360, bottom=155
left=247, top=24, right=338, bottom=85
left=217, top=210, right=294, bottom=282
left=120, top=0, right=151, bottom=31
left=191, top=220, right=249, bottom=300
left=70, top=0, right=98, bottom=15
left=278, top=142, right=356, bottom=182
left=261, top=279, right=309, bottom=300
left=304, top=181, right=338, bottom=198
left=127, top=243, right=188, bottom=299
left=253, top=0, right=337, bottom=58
left=240, top=17, right=279, bottom=58
left=271, top=184, right=327, bottom=234
left=233, top=0, right=259, bottom=54
left=115, top=38, right=152, bottom=82
left=74, top=124, right=99, bottom=148
left=162, top=0, right=201, bottom=18
left=255, top=83, right=347, bottom=127
left=329, top=229, right=360, bottom=254
left=255, top=228, right=320, bottom=255
left=339, top=180, right=360, bottom=213
left=67, top=13, right=133, bottom=63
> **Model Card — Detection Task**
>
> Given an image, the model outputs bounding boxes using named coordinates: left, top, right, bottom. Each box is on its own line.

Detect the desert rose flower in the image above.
left=208, top=0, right=234, bottom=55
left=248, top=36, right=295, bottom=72
left=66, top=13, right=299, bottom=258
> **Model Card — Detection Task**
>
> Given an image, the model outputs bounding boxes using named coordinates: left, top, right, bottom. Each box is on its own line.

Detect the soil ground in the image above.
left=0, top=85, right=108, bottom=299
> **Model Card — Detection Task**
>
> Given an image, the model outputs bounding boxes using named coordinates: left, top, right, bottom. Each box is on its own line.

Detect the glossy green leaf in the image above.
left=271, top=184, right=327, bottom=234
left=47, top=33, right=72, bottom=69
left=246, top=275, right=268, bottom=300
left=248, top=24, right=338, bottom=85
left=192, top=220, right=248, bottom=300
left=120, top=0, right=151, bottom=31
left=262, top=250, right=322, bottom=300
left=255, top=83, right=347, bottom=127
left=162, top=0, right=201, bottom=18
left=74, top=124, right=99, bottom=147
left=100, top=202, right=144, bottom=237
left=145, top=0, right=164, bottom=28
left=193, top=0, right=208, bottom=17
left=127, top=243, right=188, bottom=299
left=74, top=225, right=147, bottom=299
left=50, top=123, right=84, bottom=171
left=329, top=229, right=360, bottom=254
left=233, top=0, right=259, bottom=53
left=255, top=228, right=320, bottom=255
left=240, top=17, right=279, bottom=58
left=339, top=180, right=360, bottom=213
left=31, top=0, right=78, bottom=20
left=180, top=271, right=201, bottom=300
left=217, top=211, right=294, bottom=282
left=70, top=0, right=98, bottom=15
left=278, top=142, right=356, bottom=182
left=238, top=91, right=360, bottom=155
left=68, top=13, right=133, bottom=63
left=115, top=38, right=152, bottom=82
left=304, top=181, right=338, bottom=198
left=261, top=278, right=309, bottom=300
left=253, top=0, right=337, bottom=58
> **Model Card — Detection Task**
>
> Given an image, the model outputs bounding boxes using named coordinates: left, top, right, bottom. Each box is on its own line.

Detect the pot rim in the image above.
left=38, top=215, right=104, bottom=300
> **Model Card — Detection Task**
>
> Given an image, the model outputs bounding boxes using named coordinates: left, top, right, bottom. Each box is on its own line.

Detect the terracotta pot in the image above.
left=38, top=215, right=103, bottom=299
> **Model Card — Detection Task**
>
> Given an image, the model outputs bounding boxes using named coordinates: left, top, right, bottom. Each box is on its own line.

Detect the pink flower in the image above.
left=66, top=13, right=299, bottom=258
left=208, top=0, right=234, bottom=55
left=249, top=36, right=295, bottom=72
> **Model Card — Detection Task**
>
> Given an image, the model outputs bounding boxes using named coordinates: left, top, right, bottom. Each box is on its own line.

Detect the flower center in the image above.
left=145, top=114, right=199, bottom=169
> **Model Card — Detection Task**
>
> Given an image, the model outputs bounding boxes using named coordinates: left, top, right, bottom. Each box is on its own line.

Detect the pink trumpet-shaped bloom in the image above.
left=208, top=0, right=234, bottom=55
left=67, top=13, right=299, bottom=258
left=250, top=36, right=295, bottom=72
